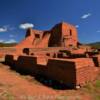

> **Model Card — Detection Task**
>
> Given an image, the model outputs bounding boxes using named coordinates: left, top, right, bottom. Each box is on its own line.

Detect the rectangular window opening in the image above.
left=35, top=34, right=40, bottom=38
left=70, top=29, right=72, bottom=36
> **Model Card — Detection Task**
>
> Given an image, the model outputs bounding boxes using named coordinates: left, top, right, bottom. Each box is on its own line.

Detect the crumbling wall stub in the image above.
left=75, top=58, right=99, bottom=86
left=5, top=55, right=14, bottom=65
left=15, top=56, right=37, bottom=73
left=92, top=55, right=100, bottom=67
left=45, top=59, right=76, bottom=87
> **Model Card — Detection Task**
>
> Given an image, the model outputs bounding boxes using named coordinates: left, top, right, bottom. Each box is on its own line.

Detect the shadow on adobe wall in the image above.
left=34, top=74, right=74, bottom=90
left=3, top=55, right=38, bottom=75
left=3, top=55, right=74, bottom=90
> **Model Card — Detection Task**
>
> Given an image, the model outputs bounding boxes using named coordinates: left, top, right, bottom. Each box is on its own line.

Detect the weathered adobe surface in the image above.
left=4, top=54, right=100, bottom=88
left=0, top=63, right=93, bottom=100
left=0, top=22, right=100, bottom=88
left=15, top=22, right=78, bottom=48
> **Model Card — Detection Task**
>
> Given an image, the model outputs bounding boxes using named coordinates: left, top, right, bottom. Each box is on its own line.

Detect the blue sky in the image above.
left=0, top=0, right=100, bottom=43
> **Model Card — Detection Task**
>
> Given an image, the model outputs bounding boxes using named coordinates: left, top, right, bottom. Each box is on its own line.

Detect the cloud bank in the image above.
left=0, top=27, right=7, bottom=32
left=81, top=13, right=91, bottom=19
left=4, top=39, right=16, bottom=43
left=19, top=23, right=34, bottom=29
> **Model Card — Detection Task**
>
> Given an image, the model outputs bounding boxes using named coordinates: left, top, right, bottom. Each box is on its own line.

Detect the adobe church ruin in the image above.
left=0, top=22, right=100, bottom=88
left=16, top=22, right=78, bottom=48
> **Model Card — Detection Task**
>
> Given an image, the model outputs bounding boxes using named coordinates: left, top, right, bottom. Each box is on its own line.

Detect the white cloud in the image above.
left=19, top=23, right=34, bottom=29
left=81, top=13, right=91, bottom=19
left=0, top=27, right=7, bottom=32
left=75, top=25, right=79, bottom=28
left=0, top=25, right=16, bottom=32
left=4, top=39, right=16, bottom=43
left=0, top=25, right=15, bottom=32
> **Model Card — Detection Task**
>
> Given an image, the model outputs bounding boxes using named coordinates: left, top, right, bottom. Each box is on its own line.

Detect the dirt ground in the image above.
left=0, top=63, right=98, bottom=100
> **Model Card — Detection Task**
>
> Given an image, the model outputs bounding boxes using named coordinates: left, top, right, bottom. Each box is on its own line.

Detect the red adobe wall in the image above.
left=61, top=22, right=78, bottom=48
left=75, top=58, right=99, bottom=86
left=4, top=54, right=100, bottom=87
left=15, top=22, right=78, bottom=50
left=48, top=22, right=78, bottom=48
left=0, top=47, right=16, bottom=58
left=41, top=58, right=99, bottom=87
left=92, top=55, right=100, bottom=67
left=45, top=58, right=76, bottom=87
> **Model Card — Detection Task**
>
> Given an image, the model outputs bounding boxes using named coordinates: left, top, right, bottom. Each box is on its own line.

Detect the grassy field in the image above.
left=87, top=42, right=100, bottom=49
left=81, top=74, right=100, bottom=100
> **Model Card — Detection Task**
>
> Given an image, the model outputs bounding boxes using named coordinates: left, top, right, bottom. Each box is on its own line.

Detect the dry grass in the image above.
left=82, top=78, right=100, bottom=100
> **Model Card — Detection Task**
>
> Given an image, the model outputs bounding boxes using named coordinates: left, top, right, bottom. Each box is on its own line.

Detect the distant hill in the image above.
left=0, top=41, right=100, bottom=49
left=0, top=43, right=17, bottom=47
left=87, top=42, right=100, bottom=49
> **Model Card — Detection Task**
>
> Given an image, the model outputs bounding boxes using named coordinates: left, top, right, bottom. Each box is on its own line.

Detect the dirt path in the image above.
left=0, top=63, right=92, bottom=100
left=0, top=63, right=58, bottom=100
